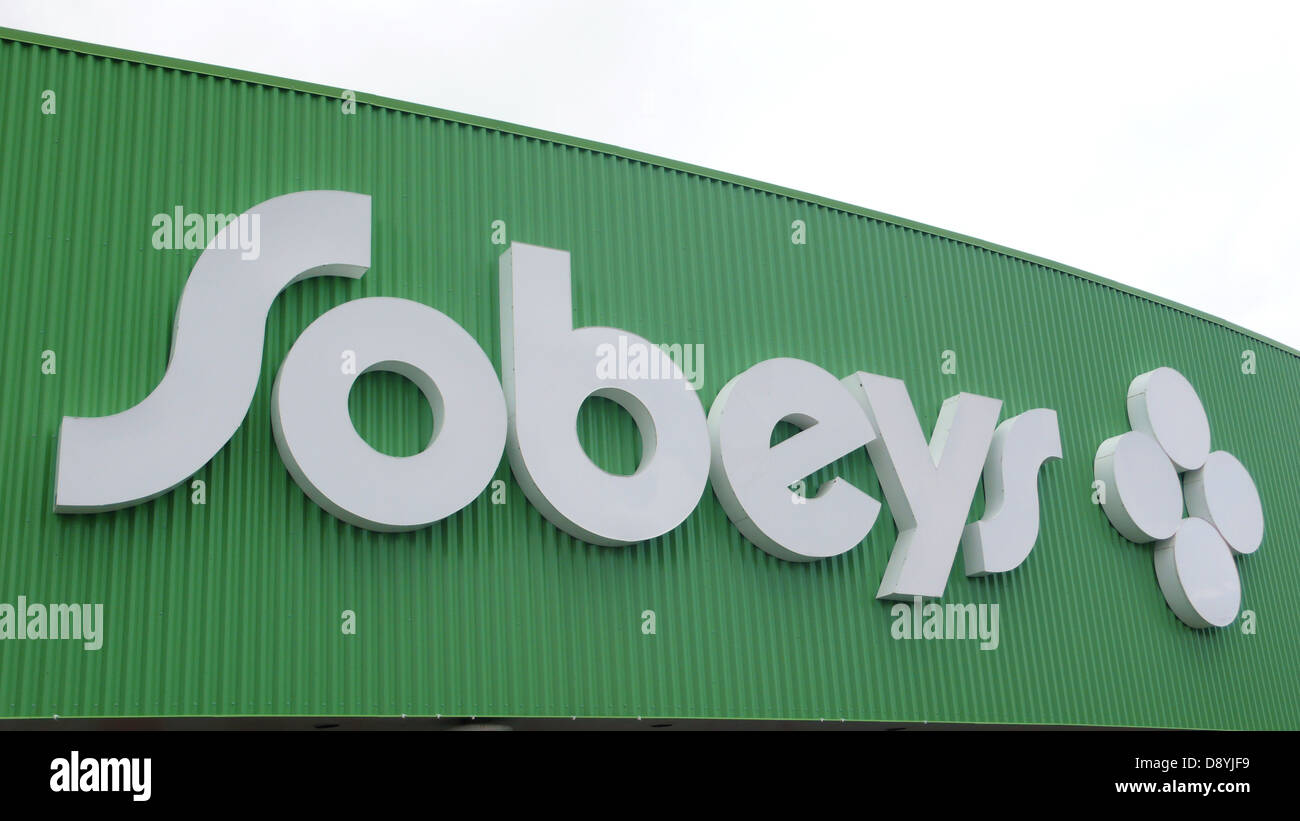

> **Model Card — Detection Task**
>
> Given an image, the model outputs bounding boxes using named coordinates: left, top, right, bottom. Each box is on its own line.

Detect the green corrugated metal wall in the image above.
left=0, top=30, right=1296, bottom=728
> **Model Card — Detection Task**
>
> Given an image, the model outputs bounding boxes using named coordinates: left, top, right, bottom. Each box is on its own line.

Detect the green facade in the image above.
left=0, top=28, right=1296, bottom=728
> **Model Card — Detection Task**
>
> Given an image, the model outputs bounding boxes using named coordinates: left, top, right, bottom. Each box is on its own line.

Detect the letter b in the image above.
left=499, top=243, right=710, bottom=545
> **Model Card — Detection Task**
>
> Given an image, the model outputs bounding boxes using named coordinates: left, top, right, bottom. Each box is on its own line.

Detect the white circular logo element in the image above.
left=1094, top=431, right=1182, bottom=543
left=1126, top=367, right=1211, bottom=472
left=1183, top=451, right=1264, bottom=556
left=1154, top=517, right=1242, bottom=629
left=1094, top=367, right=1262, bottom=629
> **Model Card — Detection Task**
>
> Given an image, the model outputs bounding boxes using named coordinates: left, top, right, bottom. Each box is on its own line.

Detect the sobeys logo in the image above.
left=1094, top=368, right=1263, bottom=628
left=52, top=192, right=1263, bottom=629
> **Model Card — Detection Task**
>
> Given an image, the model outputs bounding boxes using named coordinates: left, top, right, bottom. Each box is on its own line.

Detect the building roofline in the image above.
left=3, top=24, right=1294, bottom=359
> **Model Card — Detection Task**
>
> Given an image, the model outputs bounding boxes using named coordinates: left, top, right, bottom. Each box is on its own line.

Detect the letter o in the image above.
left=271, top=297, right=506, bottom=531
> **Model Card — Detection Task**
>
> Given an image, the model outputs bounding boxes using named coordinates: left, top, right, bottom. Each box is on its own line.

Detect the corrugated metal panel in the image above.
left=0, top=29, right=1296, bottom=727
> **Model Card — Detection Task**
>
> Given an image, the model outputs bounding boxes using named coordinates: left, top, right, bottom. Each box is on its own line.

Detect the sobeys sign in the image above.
left=54, top=192, right=1262, bottom=631
left=6, top=28, right=1297, bottom=727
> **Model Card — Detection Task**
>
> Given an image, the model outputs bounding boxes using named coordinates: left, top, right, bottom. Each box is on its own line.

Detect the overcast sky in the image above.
left=5, top=1, right=1297, bottom=349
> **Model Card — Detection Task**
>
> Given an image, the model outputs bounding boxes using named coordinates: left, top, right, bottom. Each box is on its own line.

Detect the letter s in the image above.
left=961, top=408, right=1062, bottom=576
left=54, top=191, right=371, bottom=512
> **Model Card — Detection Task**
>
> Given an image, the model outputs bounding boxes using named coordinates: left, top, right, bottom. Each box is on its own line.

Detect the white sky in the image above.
left=5, top=0, right=1298, bottom=349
